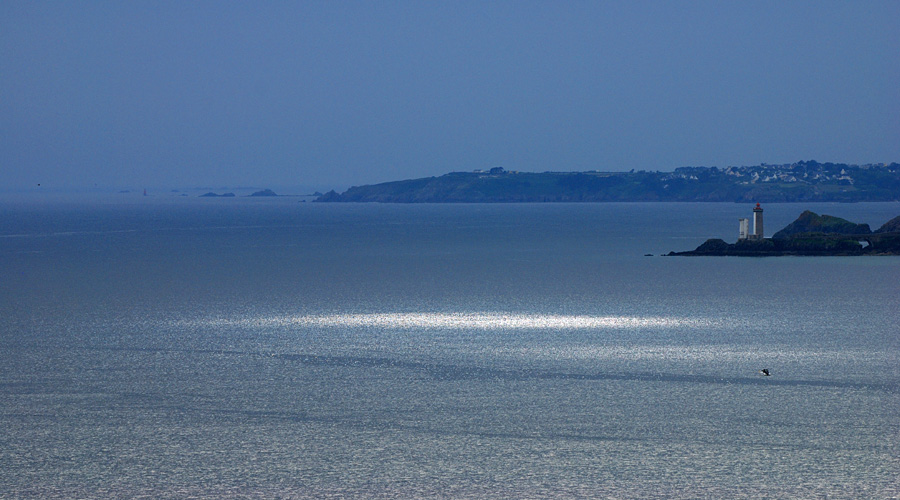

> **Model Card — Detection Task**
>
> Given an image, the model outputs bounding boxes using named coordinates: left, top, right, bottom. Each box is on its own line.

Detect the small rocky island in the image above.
left=249, top=189, right=278, bottom=197
left=670, top=206, right=900, bottom=256
left=198, top=189, right=279, bottom=197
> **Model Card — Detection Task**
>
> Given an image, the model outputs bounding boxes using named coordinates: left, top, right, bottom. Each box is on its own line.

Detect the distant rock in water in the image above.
left=200, top=192, right=236, bottom=197
left=771, top=210, right=870, bottom=239
left=875, top=215, right=900, bottom=233
left=249, top=189, right=278, bottom=197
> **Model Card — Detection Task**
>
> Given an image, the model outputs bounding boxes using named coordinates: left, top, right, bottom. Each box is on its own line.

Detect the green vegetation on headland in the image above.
left=315, top=161, right=900, bottom=203
left=771, top=210, right=871, bottom=238
left=670, top=212, right=900, bottom=256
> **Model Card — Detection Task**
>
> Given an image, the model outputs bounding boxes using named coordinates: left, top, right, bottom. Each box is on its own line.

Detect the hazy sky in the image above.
left=2, top=1, right=898, bottom=191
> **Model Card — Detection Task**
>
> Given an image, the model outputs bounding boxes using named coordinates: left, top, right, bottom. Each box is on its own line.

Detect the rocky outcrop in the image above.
left=771, top=211, right=870, bottom=239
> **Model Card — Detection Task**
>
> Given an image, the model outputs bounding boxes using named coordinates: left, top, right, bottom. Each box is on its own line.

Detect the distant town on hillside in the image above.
left=316, top=161, right=900, bottom=203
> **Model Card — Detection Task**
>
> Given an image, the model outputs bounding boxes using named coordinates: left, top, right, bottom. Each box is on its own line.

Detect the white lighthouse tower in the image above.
left=751, top=203, right=764, bottom=240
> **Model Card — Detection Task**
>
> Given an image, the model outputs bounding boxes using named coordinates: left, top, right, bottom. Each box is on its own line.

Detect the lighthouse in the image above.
left=752, top=203, right=764, bottom=240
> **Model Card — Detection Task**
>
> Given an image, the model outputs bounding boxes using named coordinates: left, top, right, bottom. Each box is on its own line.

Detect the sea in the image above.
left=1, top=196, right=898, bottom=499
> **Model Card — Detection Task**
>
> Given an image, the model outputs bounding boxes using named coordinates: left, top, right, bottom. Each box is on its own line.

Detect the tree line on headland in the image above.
left=316, top=161, right=900, bottom=203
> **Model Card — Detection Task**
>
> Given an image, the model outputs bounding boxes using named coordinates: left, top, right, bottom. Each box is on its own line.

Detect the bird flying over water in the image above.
left=760, top=368, right=771, bottom=376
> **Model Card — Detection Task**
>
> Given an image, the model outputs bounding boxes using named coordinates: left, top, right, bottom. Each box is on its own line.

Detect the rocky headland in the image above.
left=670, top=212, right=900, bottom=256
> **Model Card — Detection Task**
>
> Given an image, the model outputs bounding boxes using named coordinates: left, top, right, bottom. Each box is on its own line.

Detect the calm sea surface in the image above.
left=1, top=197, right=898, bottom=498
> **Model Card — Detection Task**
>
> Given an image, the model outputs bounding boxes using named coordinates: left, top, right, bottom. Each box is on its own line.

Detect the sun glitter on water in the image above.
left=175, top=312, right=721, bottom=331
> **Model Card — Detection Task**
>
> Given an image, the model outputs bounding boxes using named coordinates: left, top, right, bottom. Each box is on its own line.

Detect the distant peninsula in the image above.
left=315, top=161, right=900, bottom=203
left=670, top=208, right=900, bottom=256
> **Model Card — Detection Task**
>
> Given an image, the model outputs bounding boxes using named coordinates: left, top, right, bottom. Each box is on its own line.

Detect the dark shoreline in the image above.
left=667, top=234, right=900, bottom=256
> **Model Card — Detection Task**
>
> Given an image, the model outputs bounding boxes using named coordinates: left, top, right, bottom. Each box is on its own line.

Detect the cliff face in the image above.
left=771, top=211, right=871, bottom=239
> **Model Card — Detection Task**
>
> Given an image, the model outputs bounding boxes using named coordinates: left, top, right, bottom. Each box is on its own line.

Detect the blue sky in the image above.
left=2, top=1, right=898, bottom=191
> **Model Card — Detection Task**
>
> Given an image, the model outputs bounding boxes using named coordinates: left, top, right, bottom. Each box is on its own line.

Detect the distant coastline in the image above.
left=315, top=161, right=900, bottom=203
